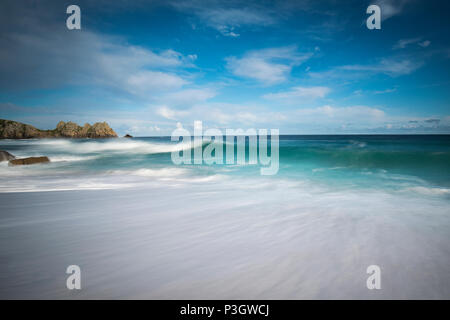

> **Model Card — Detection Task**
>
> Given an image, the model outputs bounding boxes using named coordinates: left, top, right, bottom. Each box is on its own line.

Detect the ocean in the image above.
left=0, top=135, right=449, bottom=299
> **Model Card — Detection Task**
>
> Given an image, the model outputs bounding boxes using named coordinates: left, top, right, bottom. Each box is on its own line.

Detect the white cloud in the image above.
left=1, top=29, right=196, bottom=95
left=375, top=0, right=411, bottom=21
left=263, top=86, right=330, bottom=101
left=125, top=71, right=188, bottom=94
left=154, top=102, right=287, bottom=127
left=0, top=3, right=198, bottom=97
left=226, top=46, right=312, bottom=85
left=128, top=124, right=161, bottom=136
left=92, top=43, right=197, bottom=97
left=226, top=57, right=289, bottom=84
left=156, top=106, right=190, bottom=120
left=101, top=46, right=190, bottom=68
left=296, top=105, right=385, bottom=120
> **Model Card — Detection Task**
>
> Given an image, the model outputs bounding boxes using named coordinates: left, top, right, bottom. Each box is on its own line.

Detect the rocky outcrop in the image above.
left=55, top=121, right=80, bottom=138
left=124, top=134, right=133, bottom=138
left=86, top=122, right=118, bottom=138
left=54, top=121, right=118, bottom=138
left=0, top=150, right=16, bottom=162
left=9, top=156, right=50, bottom=166
left=0, top=119, right=118, bottom=139
left=0, top=119, right=47, bottom=139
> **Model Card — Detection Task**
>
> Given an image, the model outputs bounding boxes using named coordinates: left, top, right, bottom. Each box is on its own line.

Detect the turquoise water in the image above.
left=1, top=135, right=449, bottom=193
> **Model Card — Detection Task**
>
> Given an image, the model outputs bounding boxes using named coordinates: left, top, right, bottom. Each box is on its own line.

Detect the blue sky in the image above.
left=0, top=0, right=449, bottom=135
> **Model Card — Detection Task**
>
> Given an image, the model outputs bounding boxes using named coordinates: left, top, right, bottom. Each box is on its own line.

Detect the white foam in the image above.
left=407, top=186, right=450, bottom=196
left=49, top=155, right=98, bottom=162
left=111, top=168, right=189, bottom=177
left=29, top=138, right=203, bottom=155
left=0, top=182, right=134, bottom=193
left=312, top=166, right=346, bottom=173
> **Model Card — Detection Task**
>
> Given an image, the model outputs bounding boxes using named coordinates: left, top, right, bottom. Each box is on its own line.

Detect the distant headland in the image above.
left=0, top=119, right=118, bottom=139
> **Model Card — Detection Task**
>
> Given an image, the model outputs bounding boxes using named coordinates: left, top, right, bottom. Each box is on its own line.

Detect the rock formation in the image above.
left=0, top=119, right=118, bottom=139
left=0, top=150, right=16, bottom=162
left=9, top=156, right=50, bottom=166
left=0, top=119, right=46, bottom=139
left=54, top=121, right=118, bottom=138
left=124, top=134, right=133, bottom=138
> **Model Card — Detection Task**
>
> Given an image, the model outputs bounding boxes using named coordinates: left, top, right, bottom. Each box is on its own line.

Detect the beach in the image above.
left=0, top=136, right=449, bottom=299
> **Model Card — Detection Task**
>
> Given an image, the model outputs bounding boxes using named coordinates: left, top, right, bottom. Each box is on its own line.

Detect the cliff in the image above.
left=0, top=119, right=118, bottom=139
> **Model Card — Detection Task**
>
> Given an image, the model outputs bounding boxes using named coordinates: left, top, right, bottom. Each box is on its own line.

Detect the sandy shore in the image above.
left=0, top=178, right=449, bottom=299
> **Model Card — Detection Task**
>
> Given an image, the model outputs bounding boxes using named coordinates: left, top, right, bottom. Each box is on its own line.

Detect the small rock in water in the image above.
left=0, top=150, right=16, bottom=162
left=124, top=134, right=133, bottom=138
left=9, top=156, right=50, bottom=166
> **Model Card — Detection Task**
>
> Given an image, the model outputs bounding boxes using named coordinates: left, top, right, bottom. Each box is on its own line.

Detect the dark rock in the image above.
left=0, top=150, right=16, bottom=162
left=124, top=134, right=133, bottom=138
left=9, top=156, right=50, bottom=166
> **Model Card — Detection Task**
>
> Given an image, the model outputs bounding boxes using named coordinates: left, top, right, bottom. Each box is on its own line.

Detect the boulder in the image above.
left=0, top=150, right=16, bottom=162
left=124, top=134, right=133, bottom=138
left=9, top=156, right=50, bottom=166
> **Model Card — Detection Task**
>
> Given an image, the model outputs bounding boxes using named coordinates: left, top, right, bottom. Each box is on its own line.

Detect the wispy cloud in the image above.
left=393, top=37, right=422, bottom=49
left=375, top=0, right=412, bottom=21
left=310, top=57, right=423, bottom=80
left=154, top=103, right=390, bottom=133
left=170, top=0, right=276, bottom=37
left=124, top=71, right=188, bottom=95
left=156, top=106, right=190, bottom=120
left=374, top=88, right=397, bottom=94
left=156, top=88, right=216, bottom=107
left=339, top=58, right=423, bottom=76
left=263, top=86, right=330, bottom=101
left=295, top=105, right=385, bottom=122
left=155, top=103, right=285, bottom=126
left=226, top=46, right=312, bottom=85
left=418, top=40, right=431, bottom=48
left=393, top=37, right=431, bottom=49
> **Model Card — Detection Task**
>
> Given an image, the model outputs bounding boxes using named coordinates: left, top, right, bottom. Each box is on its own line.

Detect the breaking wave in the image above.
left=31, top=138, right=205, bottom=155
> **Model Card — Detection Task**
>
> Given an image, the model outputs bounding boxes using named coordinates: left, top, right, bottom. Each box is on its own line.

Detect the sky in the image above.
left=0, top=0, right=449, bottom=135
